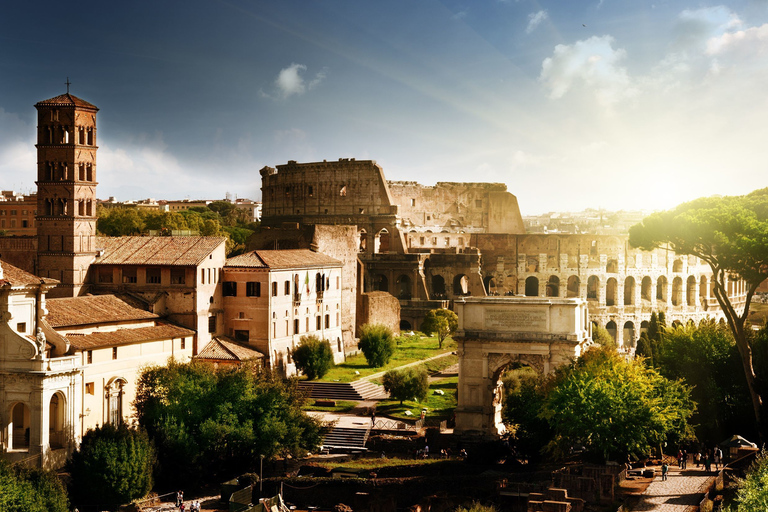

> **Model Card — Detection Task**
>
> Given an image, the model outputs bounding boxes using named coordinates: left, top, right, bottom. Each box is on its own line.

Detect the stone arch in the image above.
left=453, top=274, right=469, bottom=296
left=375, top=228, right=391, bottom=253
left=483, top=275, right=496, bottom=295
left=10, top=402, right=31, bottom=450
left=373, top=274, right=389, bottom=293
left=431, top=274, right=446, bottom=297
left=396, top=274, right=412, bottom=299
left=587, top=275, right=599, bottom=300
left=656, top=276, right=668, bottom=302
left=606, top=259, right=618, bottom=273
left=623, top=321, right=636, bottom=348
left=686, top=276, right=697, bottom=306
left=606, top=320, right=617, bottom=342
left=671, top=276, right=683, bottom=306
left=566, top=276, right=580, bottom=297
left=525, top=276, right=539, bottom=297
left=488, top=353, right=547, bottom=435
left=400, top=320, right=412, bottom=331
left=640, top=320, right=650, bottom=333
left=624, top=276, right=635, bottom=305
left=48, top=391, right=67, bottom=449
left=673, top=259, right=683, bottom=273
left=641, top=276, right=652, bottom=301
left=606, top=278, right=618, bottom=306
left=358, top=229, right=367, bottom=252
left=546, top=276, right=560, bottom=297
left=672, top=319, right=683, bottom=328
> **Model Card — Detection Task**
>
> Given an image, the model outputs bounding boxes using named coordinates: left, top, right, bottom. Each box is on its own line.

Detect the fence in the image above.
left=372, top=417, right=446, bottom=432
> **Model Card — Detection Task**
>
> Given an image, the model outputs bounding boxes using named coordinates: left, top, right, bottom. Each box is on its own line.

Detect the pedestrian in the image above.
left=696, top=450, right=702, bottom=468
left=677, top=449, right=684, bottom=469
left=371, top=412, right=376, bottom=427
left=682, top=449, right=687, bottom=469
left=176, top=491, right=184, bottom=508
left=704, top=451, right=712, bottom=473
left=661, top=462, right=669, bottom=481
left=423, top=444, right=429, bottom=459
left=714, top=446, right=722, bottom=470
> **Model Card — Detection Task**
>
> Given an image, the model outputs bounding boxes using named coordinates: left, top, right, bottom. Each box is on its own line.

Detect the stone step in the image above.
left=322, top=426, right=369, bottom=449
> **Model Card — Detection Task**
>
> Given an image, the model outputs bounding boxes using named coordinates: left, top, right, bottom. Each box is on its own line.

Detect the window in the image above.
left=200, top=268, right=205, bottom=284
left=336, top=276, right=340, bottom=289
left=85, top=382, right=94, bottom=395
left=146, top=267, right=161, bottom=284
left=122, top=268, right=137, bottom=284
left=420, top=236, right=425, bottom=245
left=325, top=314, right=330, bottom=329
left=98, top=267, right=113, bottom=283
left=22, top=220, right=28, bottom=228
left=246, top=282, right=260, bottom=297
left=87, top=350, right=93, bottom=364
left=284, top=280, right=290, bottom=295
left=272, top=282, right=278, bottom=296
left=112, top=347, right=118, bottom=360
left=170, top=268, right=185, bottom=284
left=208, top=315, right=217, bottom=333
left=16, top=322, right=26, bottom=333
left=294, top=319, right=300, bottom=334
left=308, top=185, right=314, bottom=196
left=316, top=316, right=321, bottom=330
left=223, top=281, right=238, bottom=296
left=180, top=338, right=186, bottom=350
left=234, top=330, right=249, bottom=342
left=410, top=198, right=416, bottom=206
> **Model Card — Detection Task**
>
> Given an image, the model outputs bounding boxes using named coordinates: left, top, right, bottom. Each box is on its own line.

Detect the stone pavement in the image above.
left=628, top=465, right=715, bottom=511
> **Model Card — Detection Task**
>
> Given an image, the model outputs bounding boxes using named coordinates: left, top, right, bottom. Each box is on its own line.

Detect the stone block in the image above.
left=545, top=488, right=569, bottom=501
left=541, top=501, right=571, bottom=512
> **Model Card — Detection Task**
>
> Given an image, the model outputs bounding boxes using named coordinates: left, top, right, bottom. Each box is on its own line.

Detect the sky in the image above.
left=1, top=1, right=767, bottom=215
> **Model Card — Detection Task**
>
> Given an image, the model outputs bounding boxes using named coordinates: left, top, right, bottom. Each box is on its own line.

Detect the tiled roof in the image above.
left=226, top=249, right=341, bottom=269
left=35, top=93, right=98, bottom=110
left=68, top=324, right=194, bottom=350
left=0, top=260, right=58, bottom=287
left=196, top=337, right=265, bottom=362
left=94, top=236, right=226, bottom=266
left=46, top=295, right=158, bottom=328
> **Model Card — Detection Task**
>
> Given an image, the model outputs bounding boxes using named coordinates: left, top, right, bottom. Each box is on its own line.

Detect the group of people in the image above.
left=176, top=490, right=202, bottom=512
left=675, top=446, right=725, bottom=474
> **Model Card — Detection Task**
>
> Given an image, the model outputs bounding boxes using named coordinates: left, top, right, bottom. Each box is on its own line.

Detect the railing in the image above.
left=371, top=417, right=446, bottom=432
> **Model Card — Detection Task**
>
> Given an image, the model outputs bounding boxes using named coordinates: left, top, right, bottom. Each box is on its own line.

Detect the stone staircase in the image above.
left=321, top=426, right=370, bottom=452
left=299, top=380, right=389, bottom=401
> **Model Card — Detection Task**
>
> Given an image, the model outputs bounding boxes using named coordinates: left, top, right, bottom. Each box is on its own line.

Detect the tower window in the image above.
left=146, top=267, right=161, bottom=284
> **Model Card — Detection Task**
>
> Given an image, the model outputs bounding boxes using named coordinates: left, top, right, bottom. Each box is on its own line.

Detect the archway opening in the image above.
left=606, top=259, right=618, bottom=273
left=484, top=275, right=496, bottom=296
left=546, top=276, right=560, bottom=297
left=641, top=276, right=652, bottom=302
left=498, top=362, right=542, bottom=441
left=400, top=320, right=412, bottom=331
left=673, top=259, right=683, bottom=273
left=587, top=276, right=599, bottom=300
left=623, top=321, right=636, bottom=348
left=375, top=228, right=390, bottom=253
left=373, top=274, right=389, bottom=293
left=686, top=276, right=697, bottom=306
left=453, top=274, right=469, bottom=296
left=11, top=402, right=30, bottom=450
left=431, top=275, right=446, bottom=298
left=49, top=392, right=66, bottom=449
left=397, top=274, right=412, bottom=299
left=624, top=276, right=635, bottom=305
left=359, top=230, right=367, bottom=252
left=566, top=276, right=580, bottom=297
left=606, top=321, right=617, bottom=343
left=656, top=276, right=668, bottom=302
left=672, top=277, right=683, bottom=306
left=606, top=278, right=617, bottom=306
left=525, top=276, right=539, bottom=297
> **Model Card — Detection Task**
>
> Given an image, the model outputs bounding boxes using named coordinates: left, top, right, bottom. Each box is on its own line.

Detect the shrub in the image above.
left=358, top=324, right=396, bottom=367
left=420, top=309, right=458, bottom=348
left=383, top=367, right=429, bottom=404
left=0, top=458, right=69, bottom=512
left=293, top=335, right=334, bottom=380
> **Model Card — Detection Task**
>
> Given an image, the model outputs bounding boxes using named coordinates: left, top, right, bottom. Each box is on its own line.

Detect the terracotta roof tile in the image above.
left=35, top=93, right=98, bottom=110
left=46, top=295, right=158, bottom=328
left=0, top=260, right=58, bottom=287
left=68, top=324, right=194, bottom=350
left=196, top=337, right=265, bottom=361
left=94, top=236, right=226, bottom=266
left=226, top=249, right=341, bottom=269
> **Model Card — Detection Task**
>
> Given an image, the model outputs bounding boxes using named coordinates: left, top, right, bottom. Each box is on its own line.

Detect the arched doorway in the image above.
left=606, top=278, right=617, bottom=306
left=606, top=320, right=617, bottom=342
left=624, top=276, right=635, bottom=305
left=49, top=392, right=66, bottom=449
left=525, top=276, right=539, bottom=297
left=396, top=274, right=412, bottom=299
left=641, top=276, right=652, bottom=302
left=11, top=402, right=30, bottom=450
left=656, top=276, right=668, bottom=302
left=373, top=274, right=389, bottom=293
left=587, top=276, right=599, bottom=300
left=566, top=276, right=580, bottom=297
left=453, top=274, right=469, bottom=296
left=400, top=320, right=412, bottom=331
left=375, top=229, right=390, bottom=253
left=431, top=275, right=446, bottom=298
left=546, top=276, right=560, bottom=297
left=483, top=275, right=496, bottom=295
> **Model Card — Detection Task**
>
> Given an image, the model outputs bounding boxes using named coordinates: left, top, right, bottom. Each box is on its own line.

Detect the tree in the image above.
left=358, top=324, right=396, bottom=367
left=727, top=450, right=768, bottom=512
left=293, top=335, right=334, bottom=380
left=134, top=360, right=322, bottom=487
left=382, top=367, right=429, bottom=404
left=591, top=324, right=616, bottom=348
left=502, top=367, right=552, bottom=461
left=542, top=347, right=695, bottom=461
left=420, top=308, right=459, bottom=349
left=635, top=332, right=654, bottom=366
left=0, top=459, right=69, bottom=512
left=68, top=423, right=154, bottom=510
left=629, top=188, right=768, bottom=437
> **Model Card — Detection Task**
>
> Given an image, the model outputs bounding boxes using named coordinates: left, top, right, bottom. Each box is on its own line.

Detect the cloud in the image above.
left=452, top=10, right=468, bottom=20
left=261, top=63, right=328, bottom=100
left=539, top=35, right=635, bottom=106
left=526, top=10, right=548, bottom=34
left=672, top=6, right=742, bottom=52
left=706, top=22, right=768, bottom=56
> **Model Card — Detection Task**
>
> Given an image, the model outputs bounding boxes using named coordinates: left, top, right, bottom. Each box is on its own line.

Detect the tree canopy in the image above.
left=0, top=459, right=69, bottom=512
left=727, top=450, right=768, bottom=512
left=293, top=335, right=334, bottom=380
left=420, top=308, right=458, bottom=349
left=358, top=324, right=396, bottom=367
left=629, top=188, right=768, bottom=437
left=382, top=367, right=429, bottom=405
left=134, top=360, right=322, bottom=486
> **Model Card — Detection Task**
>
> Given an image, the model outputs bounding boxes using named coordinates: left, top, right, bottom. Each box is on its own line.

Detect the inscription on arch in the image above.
left=485, top=308, right=547, bottom=330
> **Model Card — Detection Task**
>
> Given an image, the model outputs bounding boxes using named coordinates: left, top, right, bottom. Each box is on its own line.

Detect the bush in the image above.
left=727, top=449, right=768, bottom=512
left=358, top=324, right=396, bottom=367
left=68, top=423, right=155, bottom=510
left=592, top=324, right=616, bottom=348
left=293, top=335, right=334, bottom=380
left=420, top=309, right=458, bottom=348
left=382, top=367, right=429, bottom=404
left=0, top=458, right=69, bottom=512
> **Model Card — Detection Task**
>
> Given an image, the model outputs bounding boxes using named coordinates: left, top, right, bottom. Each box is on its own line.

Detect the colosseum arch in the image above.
left=606, top=259, right=618, bottom=273
left=657, top=276, right=668, bottom=302
left=641, top=276, right=653, bottom=302
left=623, top=321, right=636, bottom=347
left=606, top=278, right=618, bottom=306
left=566, top=276, right=580, bottom=297
left=587, top=275, right=599, bottom=300
left=373, top=273, right=389, bottom=293
left=686, top=276, right=697, bottom=306
left=375, top=229, right=391, bottom=253
left=546, top=276, right=560, bottom=297
left=624, top=276, right=635, bottom=305
left=525, top=276, right=539, bottom=296
left=483, top=275, right=496, bottom=295
left=606, top=320, right=617, bottom=342
left=454, top=274, right=469, bottom=296
left=396, top=274, right=412, bottom=299
left=673, top=259, right=684, bottom=273
left=672, top=277, right=683, bottom=306
left=431, top=274, right=446, bottom=297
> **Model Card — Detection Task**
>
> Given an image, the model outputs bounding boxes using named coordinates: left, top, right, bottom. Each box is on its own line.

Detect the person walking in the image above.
left=661, top=462, right=669, bottom=481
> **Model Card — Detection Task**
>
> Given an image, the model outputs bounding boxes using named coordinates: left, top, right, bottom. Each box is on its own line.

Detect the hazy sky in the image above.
left=1, top=1, right=767, bottom=214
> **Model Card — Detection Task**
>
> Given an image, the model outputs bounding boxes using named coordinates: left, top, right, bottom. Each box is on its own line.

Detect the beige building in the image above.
left=0, top=192, right=37, bottom=236
left=223, top=249, right=344, bottom=375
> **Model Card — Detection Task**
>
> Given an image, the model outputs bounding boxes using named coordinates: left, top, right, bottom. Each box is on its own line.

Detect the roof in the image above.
left=93, top=236, right=226, bottom=266
left=0, top=260, right=58, bottom=287
left=68, top=323, right=194, bottom=350
left=35, top=93, right=98, bottom=110
left=46, top=295, right=158, bottom=328
left=226, top=249, right=342, bottom=269
left=195, top=337, right=265, bottom=362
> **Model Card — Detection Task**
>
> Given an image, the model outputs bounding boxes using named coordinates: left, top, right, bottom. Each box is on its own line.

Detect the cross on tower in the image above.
left=65, top=77, right=71, bottom=94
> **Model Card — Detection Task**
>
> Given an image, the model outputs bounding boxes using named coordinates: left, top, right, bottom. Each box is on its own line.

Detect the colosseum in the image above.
left=256, top=158, right=744, bottom=348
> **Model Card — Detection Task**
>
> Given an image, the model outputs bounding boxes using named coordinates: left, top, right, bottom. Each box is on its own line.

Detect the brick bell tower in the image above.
left=35, top=85, right=99, bottom=297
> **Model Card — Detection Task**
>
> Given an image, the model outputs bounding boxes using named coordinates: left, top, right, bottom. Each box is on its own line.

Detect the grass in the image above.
left=302, top=400, right=359, bottom=413
left=376, top=376, right=458, bottom=421
left=312, top=457, right=446, bottom=470
left=318, top=335, right=456, bottom=383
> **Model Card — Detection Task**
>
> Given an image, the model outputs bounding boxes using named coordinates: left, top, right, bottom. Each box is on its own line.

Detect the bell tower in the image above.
left=35, top=87, right=99, bottom=297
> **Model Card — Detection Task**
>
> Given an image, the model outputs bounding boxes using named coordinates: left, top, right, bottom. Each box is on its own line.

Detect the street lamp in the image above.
left=260, top=454, right=264, bottom=493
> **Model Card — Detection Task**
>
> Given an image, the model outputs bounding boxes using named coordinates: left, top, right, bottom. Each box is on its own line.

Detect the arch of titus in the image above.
left=453, top=297, right=591, bottom=438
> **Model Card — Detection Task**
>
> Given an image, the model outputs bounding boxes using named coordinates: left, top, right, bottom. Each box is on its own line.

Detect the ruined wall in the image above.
left=356, top=291, right=401, bottom=336
left=388, top=181, right=525, bottom=235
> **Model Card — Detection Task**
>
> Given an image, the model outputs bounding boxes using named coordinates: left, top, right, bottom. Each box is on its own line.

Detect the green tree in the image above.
left=96, top=206, right=145, bottom=236
left=726, top=450, right=768, bottom=512
left=454, top=502, right=498, bottom=512
left=134, top=360, right=321, bottom=486
left=382, top=367, right=429, bottom=404
left=357, top=324, right=396, bottom=367
left=208, top=200, right=236, bottom=218
left=542, top=347, right=695, bottom=461
left=420, top=308, right=459, bottom=349
left=635, top=332, right=654, bottom=366
left=0, top=459, right=69, bottom=512
left=293, top=335, right=334, bottom=380
left=68, top=423, right=154, bottom=510
left=630, top=188, right=768, bottom=436
left=502, top=367, right=551, bottom=461
left=591, top=324, right=616, bottom=348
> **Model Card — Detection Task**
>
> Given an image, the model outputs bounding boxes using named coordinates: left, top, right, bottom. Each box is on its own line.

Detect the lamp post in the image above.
left=260, top=455, right=264, bottom=493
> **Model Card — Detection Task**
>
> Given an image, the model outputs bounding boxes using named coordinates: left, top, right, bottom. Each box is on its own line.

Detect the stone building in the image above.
left=0, top=192, right=37, bottom=236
